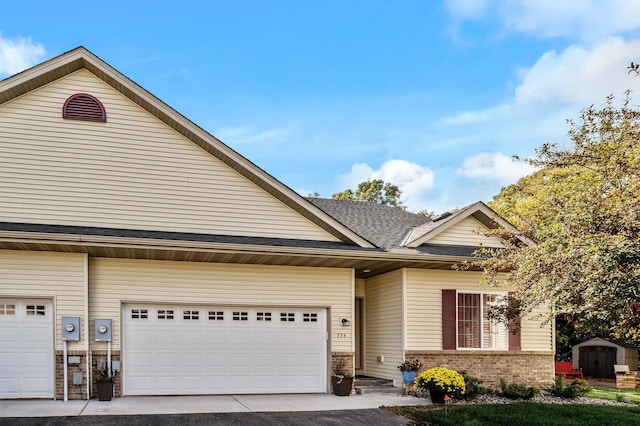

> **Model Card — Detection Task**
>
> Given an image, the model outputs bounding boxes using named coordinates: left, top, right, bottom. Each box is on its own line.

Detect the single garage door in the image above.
left=123, top=305, right=327, bottom=395
left=0, top=299, right=54, bottom=399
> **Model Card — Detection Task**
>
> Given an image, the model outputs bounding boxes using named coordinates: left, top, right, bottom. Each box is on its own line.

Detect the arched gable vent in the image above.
left=62, top=93, right=106, bottom=122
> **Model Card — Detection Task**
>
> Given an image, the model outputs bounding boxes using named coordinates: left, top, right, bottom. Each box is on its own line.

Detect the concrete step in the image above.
left=355, top=376, right=402, bottom=395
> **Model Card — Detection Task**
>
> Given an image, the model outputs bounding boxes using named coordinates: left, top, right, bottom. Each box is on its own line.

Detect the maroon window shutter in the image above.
left=442, top=289, right=456, bottom=350
left=508, top=292, right=521, bottom=351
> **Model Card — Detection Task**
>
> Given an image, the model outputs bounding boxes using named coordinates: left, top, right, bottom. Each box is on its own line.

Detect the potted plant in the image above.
left=95, top=366, right=114, bottom=401
left=397, top=358, right=423, bottom=385
left=415, top=367, right=465, bottom=403
left=331, top=358, right=354, bottom=396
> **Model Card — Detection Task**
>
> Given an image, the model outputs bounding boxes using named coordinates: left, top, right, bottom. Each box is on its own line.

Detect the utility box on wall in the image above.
left=94, top=319, right=112, bottom=342
left=61, top=316, right=81, bottom=341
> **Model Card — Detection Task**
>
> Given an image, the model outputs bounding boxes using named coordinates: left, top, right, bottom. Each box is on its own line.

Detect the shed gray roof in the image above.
left=306, top=198, right=431, bottom=249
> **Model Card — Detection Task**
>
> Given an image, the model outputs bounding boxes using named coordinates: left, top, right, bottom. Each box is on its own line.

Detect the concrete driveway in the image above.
left=0, top=393, right=430, bottom=425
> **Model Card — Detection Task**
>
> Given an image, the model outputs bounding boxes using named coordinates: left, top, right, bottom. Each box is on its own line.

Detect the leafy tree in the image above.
left=332, top=179, right=404, bottom=209
left=416, top=209, right=437, bottom=219
left=306, top=191, right=320, bottom=198
left=477, top=94, right=640, bottom=343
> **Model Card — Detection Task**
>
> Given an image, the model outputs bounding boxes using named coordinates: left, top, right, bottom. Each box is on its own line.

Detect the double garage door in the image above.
left=0, top=299, right=54, bottom=398
left=123, top=305, right=327, bottom=395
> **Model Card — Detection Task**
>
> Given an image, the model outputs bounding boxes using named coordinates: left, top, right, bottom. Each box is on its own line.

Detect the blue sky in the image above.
left=3, top=1, right=640, bottom=213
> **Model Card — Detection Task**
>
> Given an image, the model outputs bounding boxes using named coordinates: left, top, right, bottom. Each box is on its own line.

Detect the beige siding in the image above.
left=0, top=250, right=87, bottom=351
left=0, top=69, right=338, bottom=242
left=364, top=270, right=403, bottom=382
left=355, top=279, right=365, bottom=298
left=405, top=269, right=552, bottom=351
left=88, top=258, right=352, bottom=352
left=429, top=217, right=504, bottom=247
left=521, top=305, right=554, bottom=351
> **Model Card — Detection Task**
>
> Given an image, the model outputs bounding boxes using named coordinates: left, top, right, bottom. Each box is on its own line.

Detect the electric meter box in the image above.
left=94, top=318, right=112, bottom=342
left=61, top=316, right=81, bottom=341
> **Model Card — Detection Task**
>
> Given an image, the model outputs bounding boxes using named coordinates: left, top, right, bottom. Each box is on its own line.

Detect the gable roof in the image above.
left=0, top=46, right=373, bottom=249
left=401, top=201, right=527, bottom=247
left=307, top=198, right=430, bottom=249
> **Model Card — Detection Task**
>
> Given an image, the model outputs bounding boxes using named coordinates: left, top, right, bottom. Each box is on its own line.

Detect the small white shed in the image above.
left=573, top=338, right=638, bottom=378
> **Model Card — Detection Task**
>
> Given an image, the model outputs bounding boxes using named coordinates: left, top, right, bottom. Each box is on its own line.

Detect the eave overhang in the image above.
left=0, top=229, right=476, bottom=279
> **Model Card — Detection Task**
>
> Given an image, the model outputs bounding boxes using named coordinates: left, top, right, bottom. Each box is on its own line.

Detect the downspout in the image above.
left=84, top=254, right=90, bottom=400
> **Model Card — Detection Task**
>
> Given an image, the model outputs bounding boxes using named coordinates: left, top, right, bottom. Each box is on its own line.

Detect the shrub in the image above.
left=452, top=371, right=486, bottom=401
left=549, top=376, right=592, bottom=399
left=500, top=379, right=539, bottom=400
left=397, top=358, right=423, bottom=372
left=415, top=367, right=466, bottom=397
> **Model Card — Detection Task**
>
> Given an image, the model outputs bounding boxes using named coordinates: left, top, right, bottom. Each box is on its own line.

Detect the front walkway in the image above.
left=0, top=393, right=430, bottom=418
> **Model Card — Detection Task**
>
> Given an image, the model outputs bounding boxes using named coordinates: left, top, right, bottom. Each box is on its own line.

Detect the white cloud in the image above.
left=457, top=152, right=536, bottom=183
left=0, top=34, right=46, bottom=76
left=497, top=0, right=640, bottom=41
left=337, top=160, right=435, bottom=209
left=444, top=0, right=489, bottom=19
left=446, top=0, right=640, bottom=42
left=216, top=125, right=292, bottom=144
left=515, top=37, right=640, bottom=105
left=440, top=37, right=640, bottom=127
left=440, top=104, right=511, bottom=125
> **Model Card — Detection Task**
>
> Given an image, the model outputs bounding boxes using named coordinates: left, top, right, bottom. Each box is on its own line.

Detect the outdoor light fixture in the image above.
left=341, top=318, right=351, bottom=327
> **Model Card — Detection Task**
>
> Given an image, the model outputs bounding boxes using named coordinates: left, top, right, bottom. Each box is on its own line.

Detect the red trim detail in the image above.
left=442, top=289, right=457, bottom=350
left=63, top=93, right=106, bottom=122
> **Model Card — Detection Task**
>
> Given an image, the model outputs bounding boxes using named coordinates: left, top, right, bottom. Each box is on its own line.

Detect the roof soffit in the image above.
left=0, top=47, right=374, bottom=248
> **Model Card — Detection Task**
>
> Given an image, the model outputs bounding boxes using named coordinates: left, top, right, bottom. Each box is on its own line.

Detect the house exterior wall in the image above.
left=363, top=269, right=404, bottom=382
left=429, top=216, right=504, bottom=247
left=88, top=257, right=353, bottom=353
left=355, top=279, right=365, bottom=298
left=0, top=69, right=338, bottom=242
left=0, top=250, right=90, bottom=399
left=404, top=350, right=554, bottom=388
left=403, top=268, right=554, bottom=387
left=0, top=250, right=87, bottom=352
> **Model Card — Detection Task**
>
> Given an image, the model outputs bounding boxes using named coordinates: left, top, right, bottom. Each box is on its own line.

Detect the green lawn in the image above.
left=384, top=403, right=640, bottom=426
left=588, top=385, right=640, bottom=405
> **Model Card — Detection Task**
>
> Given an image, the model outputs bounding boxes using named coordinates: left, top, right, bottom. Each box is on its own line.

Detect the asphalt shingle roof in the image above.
left=0, top=222, right=381, bottom=252
left=307, top=198, right=431, bottom=249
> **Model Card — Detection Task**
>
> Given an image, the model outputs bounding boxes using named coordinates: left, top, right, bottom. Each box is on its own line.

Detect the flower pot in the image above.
left=402, top=371, right=417, bottom=385
left=429, top=389, right=446, bottom=404
left=96, top=380, right=113, bottom=401
left=331, top=376, right=354, bottom=396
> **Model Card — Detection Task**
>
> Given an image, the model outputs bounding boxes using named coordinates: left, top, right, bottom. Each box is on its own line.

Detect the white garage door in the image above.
left=0, top=299, right=54, bottom=399
left=123, top=305, right=327, bottom=395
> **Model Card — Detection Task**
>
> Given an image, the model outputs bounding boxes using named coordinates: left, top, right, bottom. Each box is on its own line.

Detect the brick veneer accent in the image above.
left=405, top=350, right=554, bottom=389
left=55, top=350, right=88, bottom=400
left=331, top=352, right=355, bottom=376
left=91, top=351, right=121, bottom=398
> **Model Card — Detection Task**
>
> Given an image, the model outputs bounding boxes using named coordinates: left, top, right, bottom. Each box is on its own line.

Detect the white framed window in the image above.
left=131, top=308, right=148, bottom=319
left=26, top=304, right=46, bottom=316
left=0, top=303, right=16, bottom=316
left=157, top=309, right=174, bottom=320
left=233, top=311, right=248, bottom=321
left=208, top=311, right=224, bottom=320
left=457, top=292, right=508, bottom=350
left=257, top=312, right=272, bottom=321
left=183, top=310, right=199, bottom=320
left=303, top=313, right=318, bottom=322
left=280, top=312, right=295, bottom=322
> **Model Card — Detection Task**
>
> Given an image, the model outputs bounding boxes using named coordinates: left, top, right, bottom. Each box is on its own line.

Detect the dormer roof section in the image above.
left=402, top=201, right=530, bottom=248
